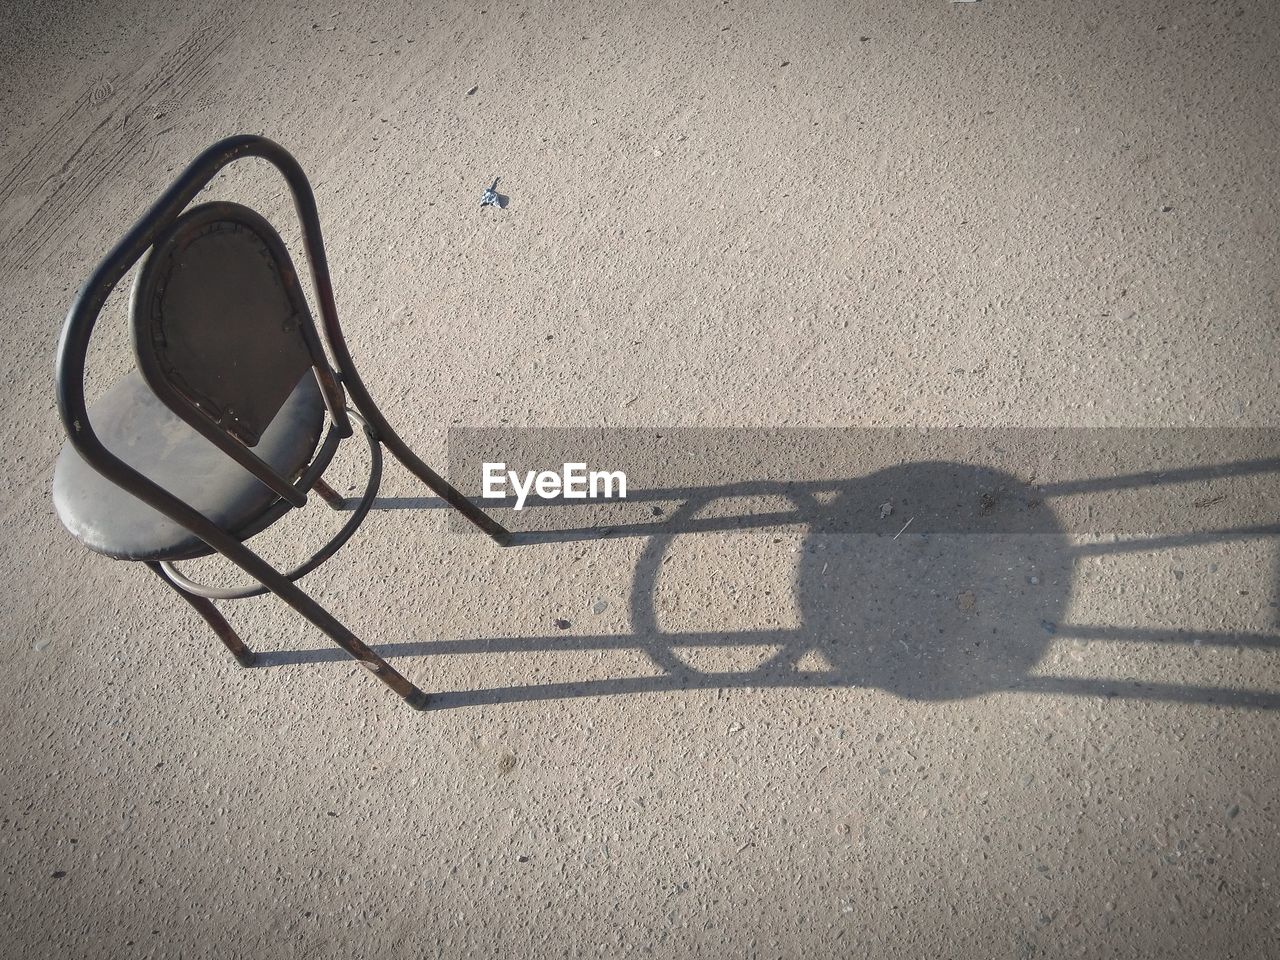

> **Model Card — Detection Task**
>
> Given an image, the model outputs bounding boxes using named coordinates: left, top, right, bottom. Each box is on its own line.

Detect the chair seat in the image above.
left=53, top=371, right=325, bottom=561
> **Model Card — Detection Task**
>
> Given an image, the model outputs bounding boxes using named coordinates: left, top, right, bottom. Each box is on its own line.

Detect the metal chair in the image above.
left=52, top=134, right=510, bottom=709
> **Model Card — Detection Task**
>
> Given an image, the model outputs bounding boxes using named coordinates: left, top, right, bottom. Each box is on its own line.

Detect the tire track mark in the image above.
left=0, top=21, right=233, bottom=290
left=21, top=26, right=229, bottom=243
left=0, top=93, right=91, bottom=200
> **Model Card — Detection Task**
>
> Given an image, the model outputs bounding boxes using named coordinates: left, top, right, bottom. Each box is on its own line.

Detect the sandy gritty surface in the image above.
left=2, top=0, right=1279, bottom=956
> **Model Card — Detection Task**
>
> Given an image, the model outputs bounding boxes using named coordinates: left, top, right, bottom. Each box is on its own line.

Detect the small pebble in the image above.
left=466, top=85, right=478, bottom=95
left=879, top=501, right=893, bottom=519
left=554, top=618, right=571, bottom=630
left=592, top=600, right=608, bottom=615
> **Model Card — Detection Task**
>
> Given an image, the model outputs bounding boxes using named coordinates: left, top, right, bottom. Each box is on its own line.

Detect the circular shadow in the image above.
left=631, top=461, right=1075, bottom=701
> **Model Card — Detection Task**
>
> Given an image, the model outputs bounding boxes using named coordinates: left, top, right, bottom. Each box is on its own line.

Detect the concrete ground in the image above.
left=2, top=0, right=1279, bottom=956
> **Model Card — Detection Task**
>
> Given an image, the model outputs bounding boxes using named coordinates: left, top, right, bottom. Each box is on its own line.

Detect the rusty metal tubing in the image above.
left=146, top=562, right=257, bottom=668
left=56, top=136, right=428, bottom=709
left=215, top=421, right=344, bottom=551
left=161, top=410, right=383, bottom=601
left=279, top=155, right=512, bottom=547
left=312, top=478, right=345, bottom=509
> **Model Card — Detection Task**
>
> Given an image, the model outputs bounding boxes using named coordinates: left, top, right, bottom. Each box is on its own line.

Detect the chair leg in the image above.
left=185, top=543, right=428, bottom=708
left=310, top=320, right=511, bottom=544
left=312, top=478, right=345, bottom=510
left=385, top=442, right=512, bottom=546
left=148, top=560, right=428, bottom=708
left=269, top=586, right=427, bottom=708
left=146, top=562, right=256, bottom=668
left=309, top=613, right=429, bottom=710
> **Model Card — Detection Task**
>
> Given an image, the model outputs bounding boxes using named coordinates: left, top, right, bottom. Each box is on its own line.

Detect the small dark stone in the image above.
left=780, top=60, right=790, bottom=67
left=1161, top=205, right=1173, bottom=213
left=51, top=871, right=66, bottom=879
left=650, top=505, right=664, bottom=517
left=859, top=36, right=871, bottom=42
left=518, top=855, right=529, bottom=863
left=554, top=618, right=571, bottom=630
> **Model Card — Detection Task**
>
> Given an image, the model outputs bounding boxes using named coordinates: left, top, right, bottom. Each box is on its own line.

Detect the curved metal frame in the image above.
left=56, top=134, right=512, bottom=710
left=161, top=409, right=383, bottom=601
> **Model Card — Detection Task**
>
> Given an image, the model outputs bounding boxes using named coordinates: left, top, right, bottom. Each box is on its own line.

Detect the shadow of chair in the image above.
left=264, top=458, right=1280, bottom=711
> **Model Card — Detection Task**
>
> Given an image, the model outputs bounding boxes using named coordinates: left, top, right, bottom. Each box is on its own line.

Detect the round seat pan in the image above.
left=53, top=371, right=325, bottom=561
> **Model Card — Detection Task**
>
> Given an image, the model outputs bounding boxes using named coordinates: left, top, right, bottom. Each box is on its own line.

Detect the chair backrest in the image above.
left=129, top=201, right=344, bottom=505
left=132, top=200, right=329, bottom=445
